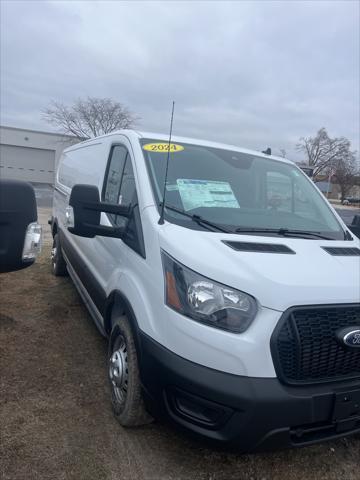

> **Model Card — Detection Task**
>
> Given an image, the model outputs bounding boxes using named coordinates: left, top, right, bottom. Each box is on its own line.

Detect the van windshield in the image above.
left=140, top=138, right=345, bottom=240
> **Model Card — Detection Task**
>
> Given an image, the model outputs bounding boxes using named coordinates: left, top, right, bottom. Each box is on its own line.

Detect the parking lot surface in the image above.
left=334, top=205, right=360, bottom=225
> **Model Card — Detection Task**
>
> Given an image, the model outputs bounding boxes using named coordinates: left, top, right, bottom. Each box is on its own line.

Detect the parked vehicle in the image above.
left=0, top=179, right=41, bottom=273
left=50, top=130, right=360, bottom=452
left=343, top=197, right=360, bottom=206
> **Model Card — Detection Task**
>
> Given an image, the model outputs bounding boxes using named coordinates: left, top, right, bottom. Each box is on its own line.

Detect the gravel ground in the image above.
left=0, top=208, right=359, bottom=480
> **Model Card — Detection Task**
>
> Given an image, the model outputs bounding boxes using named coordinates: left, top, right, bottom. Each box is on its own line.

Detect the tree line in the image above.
left=296, top=128, right=358, bottom=201
left=43, top=97, right=359, bottom=202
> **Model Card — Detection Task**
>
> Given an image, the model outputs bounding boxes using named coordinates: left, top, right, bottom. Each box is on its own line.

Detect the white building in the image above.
left=0, top=125, right=79, bottom=184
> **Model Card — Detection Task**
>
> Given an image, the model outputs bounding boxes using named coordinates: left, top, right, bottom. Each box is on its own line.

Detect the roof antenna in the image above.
left=158, top=101, right=175, bottom=225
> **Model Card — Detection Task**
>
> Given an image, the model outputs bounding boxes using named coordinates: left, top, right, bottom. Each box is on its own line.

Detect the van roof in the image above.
left=64, top=129, right=294, bottom=165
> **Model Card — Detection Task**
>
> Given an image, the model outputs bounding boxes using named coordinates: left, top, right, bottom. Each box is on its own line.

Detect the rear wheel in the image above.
left=108, top=315, right=152, bottom=426
left=51, top=233, right=68, bottom=276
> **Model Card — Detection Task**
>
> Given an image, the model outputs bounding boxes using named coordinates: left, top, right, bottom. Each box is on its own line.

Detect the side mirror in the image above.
left=0, top=179, right=41, bottom=273
left=68, top=184, right=131, bottom=238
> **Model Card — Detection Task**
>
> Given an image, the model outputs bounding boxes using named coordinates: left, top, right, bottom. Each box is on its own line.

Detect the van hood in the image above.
left=159, top=224, right=360, bottom=311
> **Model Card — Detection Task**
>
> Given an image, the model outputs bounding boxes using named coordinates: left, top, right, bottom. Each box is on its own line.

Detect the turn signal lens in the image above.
left=166, top=271, right=182, bottom=310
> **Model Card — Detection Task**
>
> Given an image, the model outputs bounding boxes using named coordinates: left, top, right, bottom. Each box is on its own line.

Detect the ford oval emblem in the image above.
left=336, top=327, right=360, bottom=350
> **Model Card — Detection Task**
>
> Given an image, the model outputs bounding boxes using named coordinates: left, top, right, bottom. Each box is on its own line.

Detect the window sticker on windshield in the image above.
left=142, top=143, right=184, bottom=153
left=177, top=179, right=240, bottom=211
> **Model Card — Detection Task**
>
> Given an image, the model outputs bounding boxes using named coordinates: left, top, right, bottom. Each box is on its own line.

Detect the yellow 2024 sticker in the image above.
left=143, top=143, right=184, bottom=153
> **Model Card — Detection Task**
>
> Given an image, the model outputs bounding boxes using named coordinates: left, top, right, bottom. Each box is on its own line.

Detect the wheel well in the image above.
left=104, top=291, right=142, bottom=353
left=105, top=294, right=126, bottom=334
left=104, top=291, right=138, bottom=333
left=51, top=220, right=58, bottom=238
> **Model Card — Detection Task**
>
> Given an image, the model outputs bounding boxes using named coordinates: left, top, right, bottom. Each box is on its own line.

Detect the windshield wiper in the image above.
left=235, top=227, right=334, bottom=240
left=160, top=203, right=231, bottom=233
left=160, top=204, right=337, bottom=239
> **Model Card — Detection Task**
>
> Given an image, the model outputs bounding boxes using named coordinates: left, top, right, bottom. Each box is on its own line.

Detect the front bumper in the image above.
left=139, top=332, right=360, bottom=452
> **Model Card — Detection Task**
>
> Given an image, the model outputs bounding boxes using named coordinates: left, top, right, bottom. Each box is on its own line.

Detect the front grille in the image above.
left=271, top=305, right=360, bottom=385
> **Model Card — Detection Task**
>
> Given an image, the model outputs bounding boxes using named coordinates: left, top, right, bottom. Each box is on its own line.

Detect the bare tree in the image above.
left=296, top=128, right=354, bottom=177
left=43, top=97, right=138, bottom=139
left=334, top=152, right=358, bottom=202
left=278, top=148, right=286, bottom=158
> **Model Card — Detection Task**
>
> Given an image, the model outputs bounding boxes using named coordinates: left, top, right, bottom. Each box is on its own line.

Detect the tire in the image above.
left=108, top=315, right=152, bottom=426
left=51, top=233, right=68, bottom=276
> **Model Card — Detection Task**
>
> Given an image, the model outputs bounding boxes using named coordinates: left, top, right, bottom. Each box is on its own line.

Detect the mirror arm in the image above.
left=82, top=201, right=131, bottom=217
left=69, top=223, right=125, bottom=238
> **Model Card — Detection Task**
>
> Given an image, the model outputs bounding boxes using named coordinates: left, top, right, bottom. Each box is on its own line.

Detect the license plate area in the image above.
left=332, top=389, right=360, bottom=432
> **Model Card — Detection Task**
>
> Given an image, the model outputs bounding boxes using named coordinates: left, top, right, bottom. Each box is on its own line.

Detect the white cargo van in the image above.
left=50, top=130, right=360, bottom=451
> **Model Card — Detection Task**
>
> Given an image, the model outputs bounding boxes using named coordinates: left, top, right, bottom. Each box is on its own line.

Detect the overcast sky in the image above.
left=1, top=0, right=359, bottom=160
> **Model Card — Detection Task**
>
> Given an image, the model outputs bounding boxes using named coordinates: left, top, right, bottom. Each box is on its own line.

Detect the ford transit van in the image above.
left=50, top=130, right=360, bottom=451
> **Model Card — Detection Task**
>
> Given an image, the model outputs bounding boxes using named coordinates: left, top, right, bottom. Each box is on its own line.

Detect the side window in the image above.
left=119, top=157, right=136, bottom=206
left=265, top=170, right=320, bottom=221
left=103, top=144, right=137, bottom=226
left=293, top=179, right=321, bottom=221
left=266, top=171, right=292, bottom=212
left=103, top=145, right=127, bottom=205
left=103, top=144, right=145, bottom=257
left=115, top=157, right=136, bottom=227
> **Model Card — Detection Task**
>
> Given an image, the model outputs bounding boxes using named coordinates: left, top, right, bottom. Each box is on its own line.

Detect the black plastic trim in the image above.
left=59, top=230, right=107, bottom=315
left=104, top=290, right=143, bottom=356
left=322, top=246, right=360, bottom=256
left=223, top=241, right=295, bottom=254
left=62, top=248, right=107, bottom=337
left=49, top=216, right=58, bottom=237
left=139, top=331, right=360, bottom=451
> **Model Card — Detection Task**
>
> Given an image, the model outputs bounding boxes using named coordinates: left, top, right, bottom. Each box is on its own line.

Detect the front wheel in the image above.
left=108, top=315, right=152, bottom=426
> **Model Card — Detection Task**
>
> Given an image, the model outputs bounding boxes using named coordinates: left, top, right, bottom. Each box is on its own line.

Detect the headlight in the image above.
left=162, top=251, right=257, bottom=333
